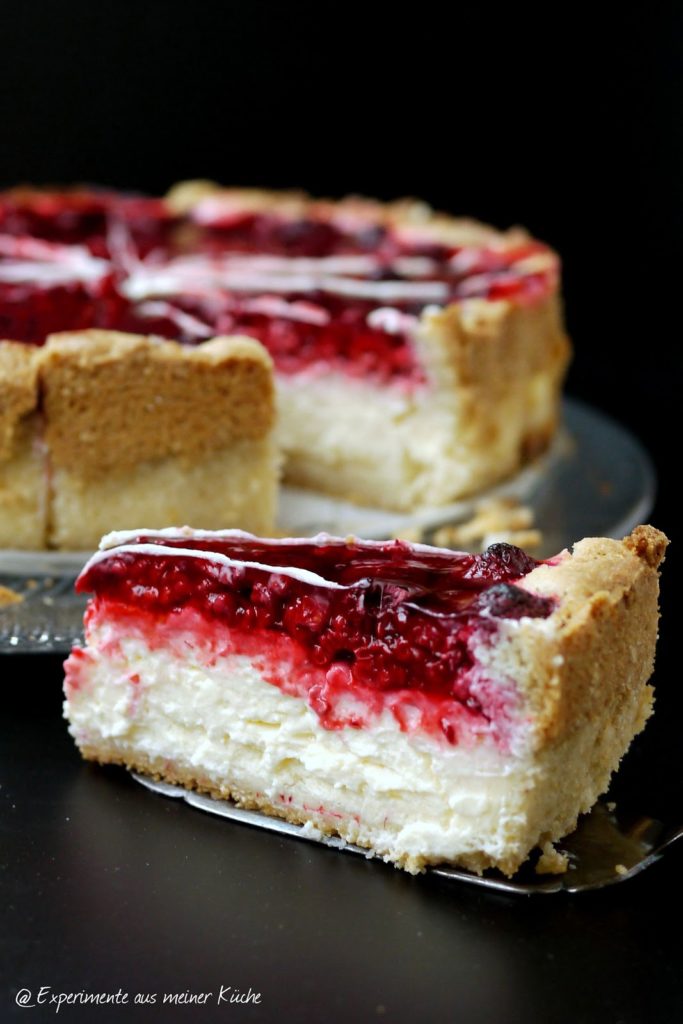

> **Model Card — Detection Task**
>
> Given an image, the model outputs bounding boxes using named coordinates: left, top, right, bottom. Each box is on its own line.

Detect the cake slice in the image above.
left=0, top=340, right=45, bottom=548
left=63, top=525, right=667, bottom=876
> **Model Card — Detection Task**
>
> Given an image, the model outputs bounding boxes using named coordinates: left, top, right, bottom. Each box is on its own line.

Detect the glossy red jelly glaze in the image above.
left=190, top=212, right=365, bottom=257
left=121, top=293, right=427, bottom=382
left=78, top=537, right=553, bottom=742
left=0, top=191, right=174, bottom=254
left=0, top=189, right=556, bottom=383
left=0, top=277, right=121, bottom=345
left=0, top=190, right=113, bottom=246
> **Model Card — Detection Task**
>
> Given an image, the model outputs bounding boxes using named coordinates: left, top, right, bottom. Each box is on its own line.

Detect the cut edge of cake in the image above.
left=0, top=340, right=46, bottom=549
left=163, top=181, right=571, bottom=510
left=0, top=330, right=280, bottom=550
left=277, top=292, right=570, bottom=510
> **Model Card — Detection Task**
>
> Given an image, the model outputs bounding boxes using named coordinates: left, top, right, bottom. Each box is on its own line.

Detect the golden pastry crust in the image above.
left=0, top=341, right=40, bottom=461
left=0, top=184, right=99, bottom=203
left=418, top=291, right=571, bottom=474
left=508, top=526, right=668, bottom=748
left=421, top=293, right=570, bottom=387
left=40, top=330, right=275, bottom=478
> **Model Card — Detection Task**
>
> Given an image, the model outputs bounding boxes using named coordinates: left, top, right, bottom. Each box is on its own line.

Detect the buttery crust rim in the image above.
left=516, top=525, right=667, bottom=747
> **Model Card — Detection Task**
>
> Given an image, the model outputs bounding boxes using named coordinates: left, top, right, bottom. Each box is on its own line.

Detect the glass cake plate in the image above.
left=0, top=397, right=656, bottom=654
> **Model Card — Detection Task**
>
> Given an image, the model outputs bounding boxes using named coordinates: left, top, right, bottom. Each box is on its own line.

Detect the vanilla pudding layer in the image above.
left=64, top=630, right=529, bottom=875
left=278, top=370, right=557, bottom=511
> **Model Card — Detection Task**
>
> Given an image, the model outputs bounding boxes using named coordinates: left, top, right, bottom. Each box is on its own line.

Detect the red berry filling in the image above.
left=0, top=279, right=108, bottom=344
left=0, top=188, right=558, bottom=384
left=119, top=291, right=428, bottom=383
left=0, top=190, right=174, bottom=254
left=0, top=190, right=113, bottom=247
left=77, top=536, right=554, bottom=745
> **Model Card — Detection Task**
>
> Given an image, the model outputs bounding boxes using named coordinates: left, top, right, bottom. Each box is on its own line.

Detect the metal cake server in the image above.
left=131, top=773, right=682, bottom=894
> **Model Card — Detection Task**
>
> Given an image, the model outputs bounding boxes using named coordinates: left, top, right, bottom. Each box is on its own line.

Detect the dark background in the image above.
left=1, top=4, right=681, bottom=1022
left=0, top=2, right=678, bottom=444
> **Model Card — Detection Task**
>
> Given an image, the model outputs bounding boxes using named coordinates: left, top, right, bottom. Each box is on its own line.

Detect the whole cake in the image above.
left=1, top=183, right=571, bottom=511
left=0, top=330, right=277, bottom=549
left=64, top=525, right=666, bottom=875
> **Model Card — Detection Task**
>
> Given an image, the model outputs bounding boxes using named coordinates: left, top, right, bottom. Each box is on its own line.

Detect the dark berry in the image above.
left=475, top=583, right=554, bottom=620
left=466, top=543, right=538, bottom=582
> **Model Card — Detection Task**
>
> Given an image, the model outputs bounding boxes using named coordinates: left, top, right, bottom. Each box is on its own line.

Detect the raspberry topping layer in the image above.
left=76, top=533, right=554, bottom=746
left=0, top=187, right=559, bottom=383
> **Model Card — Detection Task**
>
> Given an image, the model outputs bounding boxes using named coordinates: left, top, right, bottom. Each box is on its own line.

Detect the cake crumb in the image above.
left=606, top=801, right=617, bottom=812
left=536, top=841, right=569, bottom=875
left=299, top=820, right=323, bottom=841
left=0, top=584, right=23, bottom=607
left=430, top=498, right=541, bottom=553
left=615, top=863, right=628, bottom=876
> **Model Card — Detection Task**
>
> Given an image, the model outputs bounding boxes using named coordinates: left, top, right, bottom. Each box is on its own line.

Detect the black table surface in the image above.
left=2, top=487, right=681, bottom=1024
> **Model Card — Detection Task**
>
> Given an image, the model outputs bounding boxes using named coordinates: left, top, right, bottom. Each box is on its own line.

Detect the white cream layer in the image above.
left=65, top=636, right=543, bottom=869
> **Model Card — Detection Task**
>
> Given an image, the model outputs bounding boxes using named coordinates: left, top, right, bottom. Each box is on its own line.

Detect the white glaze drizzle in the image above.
left=97, top=526, right=460, bottom=558
left=366, top=307, right=420, bottom=335
left=454, top=271, right=519, bottom=298
left=122, top=259, right=449, bottom=304
left=238, top=295, right=330, bottom=325
left=135, top=293, right=331, bottom=330
left=82, top=529, right=535, bottom=619
left=82, top=541, right=349, bottom=591
left=0, top=233, right=109, bottom=285
left=135, top=301, right=214, bottom=338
